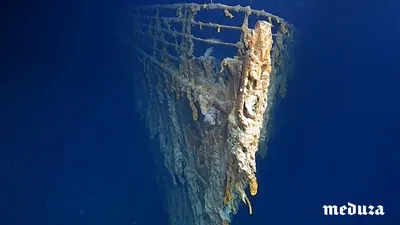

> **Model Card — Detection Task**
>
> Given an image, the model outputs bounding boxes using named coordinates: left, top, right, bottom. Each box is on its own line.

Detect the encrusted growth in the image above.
left=132, top=3, right=294, bottom=225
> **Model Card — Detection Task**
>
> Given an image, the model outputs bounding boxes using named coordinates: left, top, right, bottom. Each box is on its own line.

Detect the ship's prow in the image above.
left=132, top=3, right=294, bottom=224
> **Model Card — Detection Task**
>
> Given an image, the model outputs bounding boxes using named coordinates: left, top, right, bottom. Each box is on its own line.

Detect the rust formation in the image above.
left=132, top=3, right=294, bottom=225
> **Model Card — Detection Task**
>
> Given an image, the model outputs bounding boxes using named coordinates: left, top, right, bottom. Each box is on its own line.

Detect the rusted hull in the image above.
left=132, top=3, right=294, bottom=225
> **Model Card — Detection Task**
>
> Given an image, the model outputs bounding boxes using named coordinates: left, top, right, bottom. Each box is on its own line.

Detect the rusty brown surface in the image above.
left=132, top=3, right=294, bottom=225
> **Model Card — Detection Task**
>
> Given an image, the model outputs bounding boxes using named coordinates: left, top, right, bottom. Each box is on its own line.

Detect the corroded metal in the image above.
left=132, top=3, right=294, bottom=225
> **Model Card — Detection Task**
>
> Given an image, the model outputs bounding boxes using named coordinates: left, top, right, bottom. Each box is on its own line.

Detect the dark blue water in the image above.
left=2, top=0, right=399, bottom=225
left=2, top=0, right=165, bottom=224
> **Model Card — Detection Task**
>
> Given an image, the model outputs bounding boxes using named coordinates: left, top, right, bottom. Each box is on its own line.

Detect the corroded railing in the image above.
left=133, top=3, right=293, bottom=74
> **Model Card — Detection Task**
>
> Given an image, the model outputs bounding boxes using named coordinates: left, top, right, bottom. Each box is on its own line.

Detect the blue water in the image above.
left=2, top=0, right=399, bottom=225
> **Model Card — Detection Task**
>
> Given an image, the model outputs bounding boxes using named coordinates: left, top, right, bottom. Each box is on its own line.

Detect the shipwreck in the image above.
left=132, top=3, right=294, bottom=225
